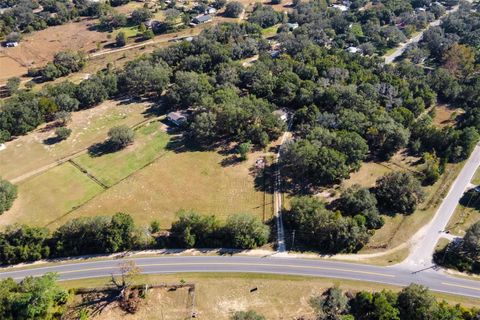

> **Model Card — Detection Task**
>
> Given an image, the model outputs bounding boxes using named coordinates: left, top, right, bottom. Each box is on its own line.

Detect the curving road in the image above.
left=0, top=256, right=479, bottom=299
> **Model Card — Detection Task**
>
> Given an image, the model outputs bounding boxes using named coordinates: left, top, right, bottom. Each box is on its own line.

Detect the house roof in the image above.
left=167, top=111, right=187, bottom=121
left=193, top=14, right=212, bottom=23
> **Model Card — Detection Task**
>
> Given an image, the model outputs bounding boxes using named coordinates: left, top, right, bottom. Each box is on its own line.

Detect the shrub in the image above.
left=224, top=1, right=244, bottom=18
left=0, top=178, right=17, bottom=214
left=108, top=125, right=134, bottom=149
left=55, top=127, right=72, bottom=141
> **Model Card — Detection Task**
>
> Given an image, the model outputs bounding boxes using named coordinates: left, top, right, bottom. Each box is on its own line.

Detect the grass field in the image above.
left=63, top=148, right=272, bottom=229
left=73, top=121, right=170, bottom=187
left=0, top=101, right=150, bottom=181
left=0, top=162, right=104, bottom=227
left=446, top=166, right=480, bottom=236
left=62, top=273, right=480, bottom=320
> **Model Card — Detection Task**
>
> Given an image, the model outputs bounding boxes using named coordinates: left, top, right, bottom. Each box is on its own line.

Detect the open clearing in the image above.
left=73, top=121, right=170, bottom=187
left=62, top=273, right=480, bottom=320
left=1, top=104, right=271, bottom=230
left=433, top=104, right=463, bottom=128
left=0, top=162, right=104, bottom=226
left=0, top=100, right=150, bottom=181
left=62, top=147, right=271, bottom=229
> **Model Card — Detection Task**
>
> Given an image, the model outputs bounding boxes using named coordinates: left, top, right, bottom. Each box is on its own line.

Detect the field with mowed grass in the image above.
left=0, top=162, right=104, bottom=227
left=73, top=121, right=170, bottom=187
left=61, top=147, right=272, bottom=229
left=0, top=101, right=151, bottom=181
left=1, top=107, right=271, bottom=230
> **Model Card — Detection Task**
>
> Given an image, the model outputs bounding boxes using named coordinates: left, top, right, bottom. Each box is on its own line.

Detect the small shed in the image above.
left=167, top=111, right=188, bottom=126
left=205, top=6, right=217, bottom=14
left=346, top=46, right=361, bottom=54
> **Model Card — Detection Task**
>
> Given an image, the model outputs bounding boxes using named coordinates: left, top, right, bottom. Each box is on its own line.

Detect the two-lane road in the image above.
left=1, top=256, right=479, bottom=299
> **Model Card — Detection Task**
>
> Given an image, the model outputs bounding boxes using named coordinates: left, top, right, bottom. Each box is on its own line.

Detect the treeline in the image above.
left=308, top=284, right=479, bottom=320
left=284, top=171, right=425, bottom=253
left=27, top=50, right=86, bottom=81
left=0, top=273, right=69, bottom=320
left=434, top=220, right=480, bottom=274
left=0, top=211, right=269, bottom=266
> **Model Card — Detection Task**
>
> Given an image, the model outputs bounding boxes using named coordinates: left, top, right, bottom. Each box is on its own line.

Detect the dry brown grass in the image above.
left=0, top=100, right=150, bottom=181
left=62, top=273, right=480, bottom=320
left=433, top=104, right=463, bottom=128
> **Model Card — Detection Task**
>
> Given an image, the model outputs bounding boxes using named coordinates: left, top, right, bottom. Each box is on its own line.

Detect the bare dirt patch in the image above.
left=433, top=104, right=463, bottom=128
left=0, top=18, right=108, bottom=83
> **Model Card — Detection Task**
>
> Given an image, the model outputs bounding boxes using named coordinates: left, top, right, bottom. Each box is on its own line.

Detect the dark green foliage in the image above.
left=248, top=4, right=283, bottom=28
left=282, top=127, right=368, bottom=188
left=116, top=31, right=127, bottom=46
left=5, top=77, right=20, bottom=96
left=108, top=125, right=134, bottom=149
left=75, top=76, right=109, bottom=108
left=130, top=8, right=153, bottom=25
left=224, top=213, right=270, bottom=249
left=39, top=51, right=86, bottom=81
left=310, top=286, right=350, bottom=319
left=231, top=310, right=266, bottom=320
left=55, top=127, right=72, bottom=141
left=224, top=1, right=244, bottom=18
left=52, top=212, right=135, bottom=256
left=0, top=273, right=68, bottom=320
left=435, top=221, right=480, bottom=274
left=310, top=285, right=479, bottom=320
left=119, top=59, right=171, bottom=96
left=0, top=178, right=17, bottom=214
left=0, top=225, right=50, bottom=265
left=284, top=197, right=370, bottom=253
left=167, top=71, right=213, bottom=108
left=375, top=172, right=425, bottom=214
left=336, top=184, right=384, bottom=229
left=171, top=211, right=222, bottom=248
left=397, top=284, right=438, bottom=320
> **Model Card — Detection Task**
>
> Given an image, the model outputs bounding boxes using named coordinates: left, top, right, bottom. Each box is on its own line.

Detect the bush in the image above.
left=0, top=225, right=50, bottom=265
left=116, top=31, right=127, bottom=47
left=0, top=178, right=17, bottom=214
left=224, top=1, right=244, bottom=18
left=5, top=77, right=20, bottom=96
left=224, top=213, right=270, bottom=249
left=108, top=125, right=134, bottom=149
left=375, top=172, right=425, bottom=214
left=238, top=142, right=251, bottom=161
left=231, top=310, right=266, bottom=320
left=55, top=127, right=72, bottom=141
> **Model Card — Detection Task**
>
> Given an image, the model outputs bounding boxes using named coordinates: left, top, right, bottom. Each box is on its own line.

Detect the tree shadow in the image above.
left=459, top=189, right=480, bottom=210
left=88, top=141, right=119, bottom=157
left=43, top=136, right=62, bottom=145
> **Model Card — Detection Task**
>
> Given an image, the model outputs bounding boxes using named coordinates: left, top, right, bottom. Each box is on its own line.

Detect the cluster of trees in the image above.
left=309, top=284, right=479, bottom=320
left=28, top=50, right=86, bottom=81
left=0, top=178, right=17, bottom=215
left=0, top=273, right=69, bottom=320
left=0, top=211, right=269, bottom=266
left=171, top=211, right=269, bottom=249
left=2, top=1, right=479, bottom=195
left=284, top=171, right=424, bottom=253
left=286, top=0, right=443, bottom=56
left=0, top=69, right=118, bottom=137
left=0, top=0, right=122, bottom=40
left=434, top=220, right=480, bottom=274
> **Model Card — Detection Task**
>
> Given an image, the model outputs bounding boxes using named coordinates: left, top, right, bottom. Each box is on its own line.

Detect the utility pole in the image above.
left=291, top=230, right=295, bottom=250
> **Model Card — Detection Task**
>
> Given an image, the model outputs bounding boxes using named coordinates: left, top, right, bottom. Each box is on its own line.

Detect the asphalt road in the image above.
left=384, top=4, right=460, bottom=64
left=1, top=256, right=479, bottom=299
left=403, top=145, right=480, bottom=268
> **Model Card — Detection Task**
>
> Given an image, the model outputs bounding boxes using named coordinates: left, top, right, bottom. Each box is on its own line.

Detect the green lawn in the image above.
left=73, top=121, right=170, bottom=187
left=0, top=162, right=104, bottom=227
